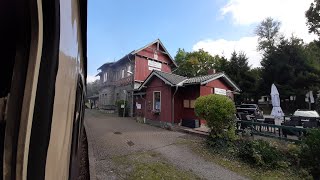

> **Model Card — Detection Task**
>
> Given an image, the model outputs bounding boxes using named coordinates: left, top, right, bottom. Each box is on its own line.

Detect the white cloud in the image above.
left=221, top=0, right=317, bottom=42
left=193, top=0, right=317, bottom=68
left=193, top=36, right=261, bottom=67
left=87, top=74, right=99, bottom=83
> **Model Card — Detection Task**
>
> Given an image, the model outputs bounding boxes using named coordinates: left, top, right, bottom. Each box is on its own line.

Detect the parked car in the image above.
left=293, top=109, right=320, bottom=119
left=293, top=109, right=320, bottom=123
left=236, top=104, right=263, bottom=118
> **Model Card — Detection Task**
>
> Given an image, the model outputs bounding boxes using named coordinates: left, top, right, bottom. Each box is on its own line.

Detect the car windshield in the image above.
left=293, top=111, right=320, bottom=117
left=239, top=105, right=256, bottom=108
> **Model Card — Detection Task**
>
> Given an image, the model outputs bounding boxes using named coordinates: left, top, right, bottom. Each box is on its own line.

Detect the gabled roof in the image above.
left=97, top=39, right=177, bottom=71
left=153, top=70, right=187, bottom=85
left=138, top=70, right=241, bottom=92
left=132, top=39, right=177, bottom=67
left=139, top=70, right=187, bottom=89
left=97, top=62, right=114, bottom=70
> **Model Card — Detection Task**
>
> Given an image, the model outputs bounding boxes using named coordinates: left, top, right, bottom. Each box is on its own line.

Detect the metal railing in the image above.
left=236, top=120, right=309, bottom=142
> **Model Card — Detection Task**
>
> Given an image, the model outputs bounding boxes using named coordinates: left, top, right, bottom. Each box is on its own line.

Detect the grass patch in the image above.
left=112, top=151, right=201, bottom=180
left=179, top=138, right=310, bottom=180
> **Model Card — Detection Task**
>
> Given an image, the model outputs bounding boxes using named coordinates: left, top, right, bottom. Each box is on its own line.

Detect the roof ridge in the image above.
left=154, top=70, right=187, bottom=78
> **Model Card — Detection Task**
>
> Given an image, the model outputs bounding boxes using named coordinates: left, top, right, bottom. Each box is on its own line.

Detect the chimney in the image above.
left=207, top=69, right=216, bottom=75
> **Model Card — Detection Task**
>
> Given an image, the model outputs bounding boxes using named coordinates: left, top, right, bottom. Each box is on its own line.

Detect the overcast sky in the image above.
left=87, top=0, right=317, bottom=82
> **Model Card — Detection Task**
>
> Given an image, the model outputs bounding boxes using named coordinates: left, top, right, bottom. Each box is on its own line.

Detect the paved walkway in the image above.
left=84, top=109, right=247, bottom=180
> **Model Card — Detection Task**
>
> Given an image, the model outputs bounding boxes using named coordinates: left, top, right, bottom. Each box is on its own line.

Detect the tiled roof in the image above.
left=184, top=73, right=224, bottom=84
left=153, top=70, right=187, bottom=85
left=139, top=70, right=240, bottom=92
left=97, top=62, right=114, bottom=70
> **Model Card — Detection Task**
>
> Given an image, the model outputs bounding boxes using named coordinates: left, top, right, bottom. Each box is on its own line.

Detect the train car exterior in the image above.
left=1, top=0, right=87, bottom=179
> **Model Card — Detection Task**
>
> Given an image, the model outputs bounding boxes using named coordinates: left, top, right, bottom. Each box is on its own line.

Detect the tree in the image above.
left=258, top=36, right=320, bottom=109
left=174, top=49, right=219, bottom=77
left=215, top=56, right=229, bottom=72
left=306, top=0, right=320, bottom=37
left=86, top=80, right=101, bottom=97
left=222, top=51, right=259, bottom=104
left=255, top=17, right=282, bottom=53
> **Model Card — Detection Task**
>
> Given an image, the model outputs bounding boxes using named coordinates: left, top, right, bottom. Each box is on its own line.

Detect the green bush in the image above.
left=237, top=139, right=284, bottom=168
left=299, top=129, right=320, bottom=179
left=116, top=100, right=129, bottom=117
left=194, top=94, right=236, bottom=138
left=281, top=143, right=301, bottom=167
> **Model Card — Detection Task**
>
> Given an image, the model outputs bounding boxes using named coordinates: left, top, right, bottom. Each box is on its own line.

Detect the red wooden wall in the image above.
left=200, top=79, right=232, bottom=96
left=134, top=76, right=236, bottom=125
left=143, top=77, right=173, bottom=123
left=134, top=43, right=173, bottom=82
left=174, top=85, right=200, bottom=123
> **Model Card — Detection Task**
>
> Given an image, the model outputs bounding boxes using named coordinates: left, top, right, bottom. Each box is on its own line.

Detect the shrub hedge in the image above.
left=194, top=94, right=236, bottom=137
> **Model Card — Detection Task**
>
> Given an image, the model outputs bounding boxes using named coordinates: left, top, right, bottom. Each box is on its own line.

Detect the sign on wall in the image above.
left=214, top=88, right=227, bottom=96
left=148, top=67, right=161, bottom=71
left=148, top=60, right=162, bottom=69
left=136, top=103, right=141, bottom=109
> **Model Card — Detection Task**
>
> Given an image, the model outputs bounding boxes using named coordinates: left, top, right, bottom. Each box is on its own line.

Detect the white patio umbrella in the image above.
left=270, top=84, right=284, bottom=118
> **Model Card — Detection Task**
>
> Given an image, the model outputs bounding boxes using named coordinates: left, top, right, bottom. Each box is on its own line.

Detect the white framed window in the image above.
left=121, top=69, right=125, bottom=78
left=127, top=65, right=131, bottom=73
left=103, top=72, right=108, bottom=82
left=153, top=91, right=161, bottom=111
